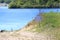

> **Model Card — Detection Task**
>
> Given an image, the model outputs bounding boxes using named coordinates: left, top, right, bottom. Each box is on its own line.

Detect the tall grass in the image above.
left=34, top=12, right=60, bottom=40
left=35, top=12, right=60, bottom=32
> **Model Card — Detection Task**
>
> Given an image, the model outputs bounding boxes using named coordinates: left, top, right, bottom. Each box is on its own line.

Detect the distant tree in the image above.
left=8, top=0, right=60, bottom=8
left=0, top=0, right=4, bottom=3
left=4, top=0, right=11, bottom=3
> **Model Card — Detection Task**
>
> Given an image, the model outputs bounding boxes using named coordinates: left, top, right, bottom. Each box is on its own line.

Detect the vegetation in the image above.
left=0, top=0, right=15, bottom=3
left=9, top=0, right=60, bottom=8
left=25, top=12, right=60, bottom=40
left=34, top=12, right=60, bottom=32
left=32, top=12, right=60, bottom=40
left=0, top=0, right=60, bottom=8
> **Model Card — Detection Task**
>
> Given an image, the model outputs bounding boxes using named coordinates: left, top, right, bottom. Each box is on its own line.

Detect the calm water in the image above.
left=0, top=7, right=60, bottom=31
left=0, top=7, right=39, bottom=31
left=40, top=8, right=60, bottom=13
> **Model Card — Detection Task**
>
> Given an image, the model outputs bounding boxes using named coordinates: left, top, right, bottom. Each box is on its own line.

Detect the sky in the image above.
left=0, top=7, right=39, bottom=31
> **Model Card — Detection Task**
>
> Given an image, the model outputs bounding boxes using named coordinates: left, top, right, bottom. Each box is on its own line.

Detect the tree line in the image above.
left=0, top=0, right=60, bottom=8
left=0, top=0, right=15, bottom=3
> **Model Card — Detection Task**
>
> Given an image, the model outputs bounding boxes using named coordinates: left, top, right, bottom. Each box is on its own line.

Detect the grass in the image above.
left=35, top=12, right=60, bottom=32
left=28, top=12, right=60, bottom=40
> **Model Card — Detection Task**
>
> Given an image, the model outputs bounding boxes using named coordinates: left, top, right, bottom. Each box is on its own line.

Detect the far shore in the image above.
left=0, top=3, right=8, bottom=7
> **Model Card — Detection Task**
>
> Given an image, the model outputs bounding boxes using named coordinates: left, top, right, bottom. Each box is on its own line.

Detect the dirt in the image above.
left=0, top=31, right=56, bottom=40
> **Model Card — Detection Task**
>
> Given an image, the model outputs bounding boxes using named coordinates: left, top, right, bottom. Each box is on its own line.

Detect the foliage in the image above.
left=0, top=0, right=60, bottom=8
left=8, top=0, right=60, bottom=8
left=0, top=0, right=15, bottom=3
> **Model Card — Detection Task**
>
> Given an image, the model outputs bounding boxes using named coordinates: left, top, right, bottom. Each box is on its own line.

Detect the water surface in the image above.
left=0, top=7, right=60, bottom=31
left=0, top=7, right=39, bottom=31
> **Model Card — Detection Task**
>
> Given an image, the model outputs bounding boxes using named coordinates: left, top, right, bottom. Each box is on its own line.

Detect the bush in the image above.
left=9, top=1, right=17, bottom=8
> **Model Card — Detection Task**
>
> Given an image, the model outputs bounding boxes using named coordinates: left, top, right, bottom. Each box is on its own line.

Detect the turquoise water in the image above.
left=0, top=7, right=39, bottom=31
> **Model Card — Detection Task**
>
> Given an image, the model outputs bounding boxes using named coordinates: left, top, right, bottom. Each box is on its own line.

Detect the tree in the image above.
left=0, top=0, right=4, bottom=3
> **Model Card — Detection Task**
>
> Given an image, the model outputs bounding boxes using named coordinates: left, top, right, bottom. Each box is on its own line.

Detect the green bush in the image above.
left=9, top=1, right=17, bottom=8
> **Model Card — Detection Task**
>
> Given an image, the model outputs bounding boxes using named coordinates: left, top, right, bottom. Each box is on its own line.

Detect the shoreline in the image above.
left=0, top=3, right=8, bottom=7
